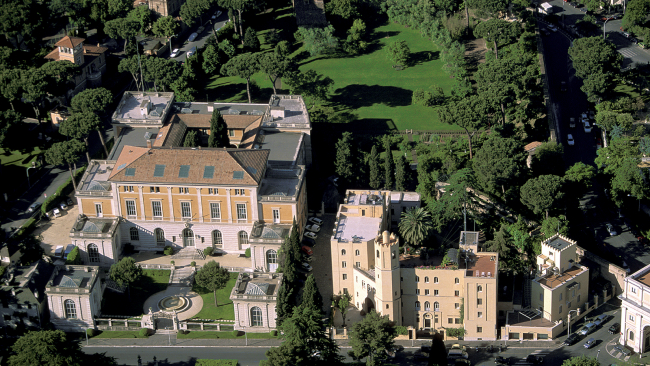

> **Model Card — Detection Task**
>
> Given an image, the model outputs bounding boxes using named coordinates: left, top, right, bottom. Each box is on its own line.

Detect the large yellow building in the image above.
left=68, top=92, right=311, bottom=267
left=330, top=190, right=499, bottom=340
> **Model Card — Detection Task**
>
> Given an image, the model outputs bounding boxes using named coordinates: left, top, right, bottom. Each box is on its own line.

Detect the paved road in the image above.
left=543, top=0, right=650, bottom=67
left=170, top=11, right=229, bottom=63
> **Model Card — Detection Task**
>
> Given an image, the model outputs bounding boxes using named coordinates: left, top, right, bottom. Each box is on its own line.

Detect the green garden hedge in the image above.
left=196, top=360, right=238, bottom=366
left=41, top=166, right=86, bottom=215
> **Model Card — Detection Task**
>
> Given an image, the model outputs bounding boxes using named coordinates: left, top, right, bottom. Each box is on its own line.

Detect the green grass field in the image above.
left=191, top=272, right=239, bottom=320
left=204, top=12, right=462, bottom=132
left=101, top=269, right=170, bottom=316
left=178, top=331, right=278, bottom=339
left=92, top=330, right=149, bottom=339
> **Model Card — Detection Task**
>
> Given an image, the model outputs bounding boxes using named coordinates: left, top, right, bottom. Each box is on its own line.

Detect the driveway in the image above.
left=170, top=11, right=229, bottom=62
left=304, top=213, right=335, bottom=317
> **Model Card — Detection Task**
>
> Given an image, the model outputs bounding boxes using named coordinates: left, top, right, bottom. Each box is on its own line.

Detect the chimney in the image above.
left=147, top=140, right=152, bottom=148
left=382, top=230, right=389, bottom=245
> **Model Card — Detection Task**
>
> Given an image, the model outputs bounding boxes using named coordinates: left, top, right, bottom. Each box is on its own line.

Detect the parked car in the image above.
left=606, top=223, right=617, bottom=236
left=569, top=117, right=576, bottom=128
left=563, top=333, right=581, bottom=346
left=495, top=356, right=509, bottom=364
left=60, top=201, right=68, bottom=210
left=27, top=202, right=41, bottom=213
left=622, top=31, right=631, bottom=38
left=594, top=314, right=611, bottom=327
left=579, top=322, right=597, bottom=336
left=560, top=81, right=567, bottom=92
left=579, top=7, right=588, bottom=12
left=169, top=48, right=180, bottom=58
left=301, top=245, right=313, bottom=256
left=301, top=262, right=313, bottom=271
left=66, top=198, right=74, bottom=206
left=54, top=246, right=64, bottom=258
left=526, top=355, right=543, bottom=364
left=584, top=338, right=596, bottom=349
left=547, top=24, right=558, bottom=32
left=304, top=231, right=318, bottom=240
left=309, top=217, right=323, bottom=225
left=212, top=10, right=222, bottom=19
left=305, top=224, right=321, bottom=233
left=52, top=208, right=61, bottom=218
left=567, top=134, right=575, bottom=146
left=583, top=121, right=592, bottom=133
left=188, top=32, right=199, bottom=42
left=608, top=323, right=621, bottom=334
left=541, top=28, right=550, bottom=36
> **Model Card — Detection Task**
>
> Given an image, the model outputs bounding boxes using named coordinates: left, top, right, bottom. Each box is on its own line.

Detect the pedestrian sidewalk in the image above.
left=84, top=334, right=560, bottom=349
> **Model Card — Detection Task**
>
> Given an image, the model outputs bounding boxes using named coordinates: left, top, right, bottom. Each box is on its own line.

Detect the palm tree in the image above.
left=399, top=207, right=434, bottom=247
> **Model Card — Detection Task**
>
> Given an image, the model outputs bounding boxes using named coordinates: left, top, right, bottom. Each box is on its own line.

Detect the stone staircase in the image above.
left=171, top=247, right=205, bottom=261
left=170, top=266, right=194, bottom=287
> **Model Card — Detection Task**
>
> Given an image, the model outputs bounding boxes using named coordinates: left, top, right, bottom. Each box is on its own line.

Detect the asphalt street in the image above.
left=170, top=11, right=229, bottom=63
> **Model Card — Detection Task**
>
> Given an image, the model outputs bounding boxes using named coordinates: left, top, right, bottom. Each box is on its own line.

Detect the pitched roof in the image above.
left=524, top=141, right=542, bottom=152
left=171, top=113, right=263, bottom=130
left=108, top=147, right=269, bottom=185
left=239, top=118, right=262, bottom=149
left=83, top=44, right=108, bottom=56
left=44, top=48, right=60, bottom=61
left=55, top=36, right=85, bottom=48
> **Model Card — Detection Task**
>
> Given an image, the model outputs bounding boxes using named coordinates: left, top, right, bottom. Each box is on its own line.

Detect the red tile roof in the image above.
left=55, top=36, right=85, bottom=48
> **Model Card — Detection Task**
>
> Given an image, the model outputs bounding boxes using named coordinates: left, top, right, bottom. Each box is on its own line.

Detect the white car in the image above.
left=567, top=134, right=575, bottom=146
left=169, top=48, right=180, bottom=58
left=304, top=231, right=317, bottom=240
left=305, top=224, right=321, bottom=233
left=606, top=223, right=617, bottom=236
left=301, top=262, right=313, bottom=271
left=309, top=217, right=323, bottom=225
left=547, top=24, right=558, bottom=32
left=583, top=121, right=592, bottom=133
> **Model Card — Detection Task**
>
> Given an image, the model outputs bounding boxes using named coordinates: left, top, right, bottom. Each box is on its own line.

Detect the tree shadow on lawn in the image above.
left=339, top=118, right=398, bottom=134
left=101, top=276, right=168, bottom=316
left=409, top=50, right=440, bottom=65
left=331, top=84, right=413, bottom=109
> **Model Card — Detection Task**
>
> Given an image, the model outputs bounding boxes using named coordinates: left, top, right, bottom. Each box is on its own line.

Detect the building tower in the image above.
left=374, top=230, right=401, bottom=325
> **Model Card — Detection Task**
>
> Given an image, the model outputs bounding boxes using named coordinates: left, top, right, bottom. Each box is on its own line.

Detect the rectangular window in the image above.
left=630, top=315, right=635, bottom=321
left=355, top=262, right=360, bottom=268
left=559, top=305, right=563, bottom=314
left=567, top=301, right=572, bottom=309
left=343, top=274, right=347, bottom=280
left=95, top=203, right=103, bottom=217
left=539, top=293, right=543, bottom=301
left=123, top=186, right=134, bottom=192
left=229, top=129, right=235, bottom=136
left=455, top=303, right=460, bottom=309
left=343, top=288, right=348, bottom=295
left=152, top=201, right=163, bottom=218
left=448, top=318, right=453, bottom=324
left=477, top=298, right=483, bottom=305
left=208, top=188, right=218, bottom=194
left=632, top=287, right=637, bottom=294
left=478, top=312, right=483, bottom=318
left=425, top=289, right=430, bottom=295
left=273, top=209, right=280, bottom=223
left=559, top=293, right=563, bottom=301
left=178, top=187, right=189, bottom=194
left=342, top=261, right=347, bottom=268
left=149, top=186, right=160, bottom=193
left=434, top=290, right=439, bottom=296
left=455, top=318, right=460, bottom=324
left=236, top=204, right=247, bottom=221
left=210, top=202, right=221, bottom=220
left=125, top=200, right=136, bottom=216
left=577, top=294, right=581, bottom=303
left=181, top=202, right=191, bottom=218
left=477, top=327, right=482, bottom=333
left=416, top=289, right=420, bottom=295
left=455, top=290, right=460, bottom=297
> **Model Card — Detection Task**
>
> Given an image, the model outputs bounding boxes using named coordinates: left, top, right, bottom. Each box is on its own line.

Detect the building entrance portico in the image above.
left=183, top=228, right=194, bottom=247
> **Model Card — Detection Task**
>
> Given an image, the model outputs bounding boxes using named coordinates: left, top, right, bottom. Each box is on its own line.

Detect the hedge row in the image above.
left=196, top=360, right=238, bottom=366
left=41, top=166, right=86, bottom=215
left=16, top=217, right=37, bottom=237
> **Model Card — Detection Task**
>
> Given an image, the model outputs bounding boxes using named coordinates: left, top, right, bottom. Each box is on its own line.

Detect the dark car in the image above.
left=541, top=28, right=551, bottom=36
left=609, top=323, right=621, bottom=334
left=27, top=202, right=41, bottom=213
left=569, top=1, right=577, bottom=6
left=579, top=7, right=588, bottom=12
left=526, top=355, right=543, bottom=364
left=563, top=333, right=581, bottom=346
left=495, top=356, right=509, bottom=365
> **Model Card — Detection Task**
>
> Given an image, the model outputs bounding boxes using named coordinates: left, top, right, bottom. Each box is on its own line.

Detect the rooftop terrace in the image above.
left=112, top=92, right=174, bottom=123
left=78, top=160, right=114, bottom=194
left=334, top=215, right=382, bottom=243
left=535, top=265, right=586, bottom=290
left=345, top=191, right=385, bottom=206
left=466, top=254, right=498, bottom=278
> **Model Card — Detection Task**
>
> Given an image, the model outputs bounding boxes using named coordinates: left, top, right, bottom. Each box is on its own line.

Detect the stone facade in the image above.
left=230, top=272, right=281, bottom=332
left=45, top=265, right=103, bottom=332
left=44, top=36, right=108, bottom=96
left=620, top=263, right=650, bottom=353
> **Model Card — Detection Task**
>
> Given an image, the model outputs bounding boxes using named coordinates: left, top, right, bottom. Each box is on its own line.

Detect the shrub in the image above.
left=270, top=330, right=277, bottom=336
left=138, top=328, right=150, bottom=337
left=65, top=246, right=82, bottom=265
left=203, top=247, right=214, bottom=257
left=412, top=89, right=435, bottom=107
left=216, top=21, right=235, bottom=41
left=294, top=29, right=304, bottom=42
left=170, top=260, right=175, bottom=266
left=86, top=328, right=96, bottom=337
left=244, top=248, right=251, bottom=258
left=41, top=166, right=86, bottom=215
left=232, top=330, right=240, bottom=336
left=191, top=261, right=196, bottom=267
left=446, top=327, right=466, bottom=338
left=164, top=246, right=174, bottom=255
left=394, top=325, right=408, bottom=335
left=196, top=360, right=238, bottom=366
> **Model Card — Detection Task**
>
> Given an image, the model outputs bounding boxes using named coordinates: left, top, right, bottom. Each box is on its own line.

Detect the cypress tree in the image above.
left=183, top=130, right=199, bottom=147
left=207, top=109, right=230, bottom=147
left=395, top=154, right=406, bottom=191
left=335, top=132, right=355, bottom=187
left=383, top=137, right=394, bottom=190
left=368, top=145, right=382, bottom=190
left=301, top=274, right=324, bottom=315
left=275, top=276, right=295, bottom=326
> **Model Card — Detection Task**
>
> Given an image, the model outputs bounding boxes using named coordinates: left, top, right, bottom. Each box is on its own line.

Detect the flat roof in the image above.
left=507, top=310, right=555, bottom=328
left=543, top=235, right=575, bottom=251
left=635, top=270, right=650, bottom=288
left=466, top=254, right=497, bottom=278
left=334, top=215, right=381, bottom=243
left=114, top=93, right=172, bottom=120
left=79, top=161, right=114, bottom=192
left=345, top=191, right=384, bottom=206
left=536, top=265, right=585, bottom=289
left=275, top=98, right=308, bottom=125
left=390, top=191, right=421, bottom=203
left=257, top=131, right=302, bottom=164
left=108, top=127, right=159, bottom=160
left=172, top=102, right=268, bottom=116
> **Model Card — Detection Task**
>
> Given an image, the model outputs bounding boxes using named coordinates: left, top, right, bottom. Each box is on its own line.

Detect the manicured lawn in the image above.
left=177, top=330, right=278, bottom=339
left=0, top=147, right=42, bottom=167
left=191, top=272, right=239, bottom=320
left=101, top=269, right=170, bottom=316
left=92, top=330, right=149, bottom=339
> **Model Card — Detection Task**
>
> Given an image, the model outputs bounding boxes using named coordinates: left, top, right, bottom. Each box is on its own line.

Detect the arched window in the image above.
left=416, top=276, right=420, bottom=282
left=424, top=301, right=431, bottom=311
left=130, top=227, right=139, bottom=241
left=64, top=299, right=77, bottom=319
left=87, top=244, right=99, bottom=263
left=455, top=278, right=460, bottom=284
left=415, top=301, right=421, bottom=311
left=238, top=231, right=249, bottom=246
left=342, top=249, right=346, bottom=255
left=267, top=250, right=278, bottom=272
left=477, top=285, right=483, bottom=292
left=630, top=331, right=635, bottom=341
left=182, top=228, right=194, bottom=247
left=434, top=302, right=440, bottom=311
left=434, top=277, right=439, bottom=284
left=212, top=230, right=223, bottom=249
left=250, top=306, right=263, bottom=327
left=424, top=277, right=429, bottom=283
left=155, top=228, right=165, bottom=246
left=355, top=249, right=360, bottom=256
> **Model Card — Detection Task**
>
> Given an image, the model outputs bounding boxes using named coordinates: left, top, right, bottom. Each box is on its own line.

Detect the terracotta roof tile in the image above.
left=44, top=49, right=60, bottom=61
left=524, top=141, right=542, bottom=152
left=108, top=147, right=269, bottom=185
left=55, top=36, right=85, bottom=48
left=83, top=45, right=108, bottom=56
left=239, top=119, right=261, bottom=149
left=109, top=146, right=150, bottom=179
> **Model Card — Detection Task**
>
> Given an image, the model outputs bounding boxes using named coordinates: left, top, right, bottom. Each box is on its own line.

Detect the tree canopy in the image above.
left=220, top=53, right=260, bottom=103
left=399, top=207, right=433, bottom=247
left=207, top=109, right=230, bottom=148
left=473, top=19, right=521, bottom=59
left=349, top=310, right=397, bottom=366
left=472, top=135, right=527, bottom=201
left=520, top=175, right=565, bottom=218
left=9, top=330, right=116, bottom=366
left=194, top=260, right=230, bottom=306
